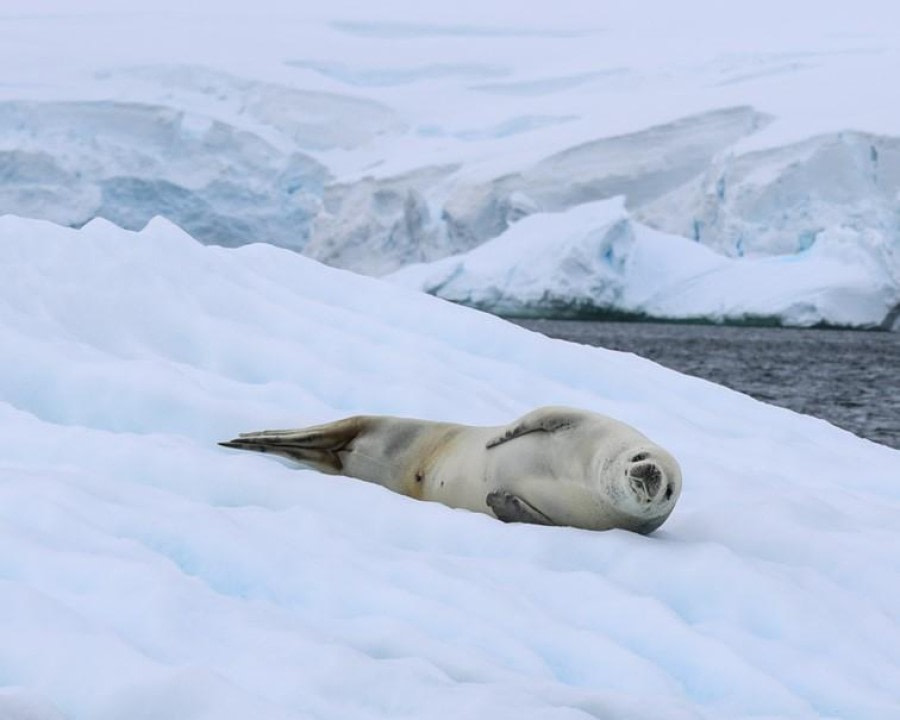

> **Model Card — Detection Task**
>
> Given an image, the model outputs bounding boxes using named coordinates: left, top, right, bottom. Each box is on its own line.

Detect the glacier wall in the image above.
left=309, top=107, right=900, bottom=318
left=3, top=94, right=896, bottom=278
left=1, top=80, right=897, bottom=327
left=0, top=100, right=328, bottom=249
left=317, top=110, right=900, bottom=294
left=640, top=130, right=900, bottom=265
left=304, top=107, right=773, bottom=273
left=440, top=107, right=770, bottom=246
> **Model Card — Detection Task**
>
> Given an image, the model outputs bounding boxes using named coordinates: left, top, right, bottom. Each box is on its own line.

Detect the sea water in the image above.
left=514, top=320, right=900, bottom=449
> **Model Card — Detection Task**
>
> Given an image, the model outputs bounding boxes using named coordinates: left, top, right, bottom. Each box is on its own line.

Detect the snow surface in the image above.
left=2, top=215, right=899, bottom=719
left=2, top=1, right=900, bottom=324
left=389, top=198, right=900, bottom=328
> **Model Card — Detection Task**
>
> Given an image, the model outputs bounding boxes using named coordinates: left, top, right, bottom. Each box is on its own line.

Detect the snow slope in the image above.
left=1, top=215, right=899, bottom=719
left=1, top=1, right=900, bottom=324
left=389, top=198, right=900, bottom=327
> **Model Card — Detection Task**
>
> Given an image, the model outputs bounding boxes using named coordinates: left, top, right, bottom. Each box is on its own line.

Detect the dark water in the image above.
left=513, top=320, right=900, bottom=450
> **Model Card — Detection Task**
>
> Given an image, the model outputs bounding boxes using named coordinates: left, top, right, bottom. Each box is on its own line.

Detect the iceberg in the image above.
left=389, top=198, right=900, bottom=328
left=1, top=214, right=899, bottom=719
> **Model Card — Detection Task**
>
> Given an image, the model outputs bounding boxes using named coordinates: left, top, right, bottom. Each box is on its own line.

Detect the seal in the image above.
left=219, top=406, right=682, bottom=533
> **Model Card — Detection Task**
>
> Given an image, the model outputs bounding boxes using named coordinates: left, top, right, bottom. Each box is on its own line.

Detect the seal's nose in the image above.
left=629, top=461, right=663, bottom=501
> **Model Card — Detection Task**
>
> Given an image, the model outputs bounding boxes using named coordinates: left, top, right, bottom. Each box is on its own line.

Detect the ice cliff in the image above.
left=388, top=198, right=900, bottom=328
left=0, top=99, right=328, bottom=250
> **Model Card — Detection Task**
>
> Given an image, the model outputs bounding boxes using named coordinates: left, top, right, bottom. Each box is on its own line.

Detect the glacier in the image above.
left=2, top=1, right=900, bottom=325
left=1, top=214, right=899, bottom=720
left=0, top=98, right=328, bottom=249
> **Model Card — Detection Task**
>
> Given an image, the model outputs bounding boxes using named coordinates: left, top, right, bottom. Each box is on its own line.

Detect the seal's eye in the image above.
left=631, top=452, right=649, bottom=462
left=664, top=484, right=673, bottom=501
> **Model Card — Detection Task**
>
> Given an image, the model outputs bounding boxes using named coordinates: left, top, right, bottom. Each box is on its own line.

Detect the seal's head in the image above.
left=602, top=444, right=683, bottom=533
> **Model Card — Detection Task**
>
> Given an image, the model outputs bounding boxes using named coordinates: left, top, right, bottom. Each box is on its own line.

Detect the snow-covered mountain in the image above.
left=1, top=214, right=899, bottom=720
left=2, top=1, right=900, bottom=325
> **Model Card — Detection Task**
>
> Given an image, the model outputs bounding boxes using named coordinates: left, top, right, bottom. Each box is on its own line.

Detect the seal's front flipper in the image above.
left=219, top=417, right=367, bottom=474
left=485, top=406, right=582, bottom=449
left=486, top=491, right=554, bottom=525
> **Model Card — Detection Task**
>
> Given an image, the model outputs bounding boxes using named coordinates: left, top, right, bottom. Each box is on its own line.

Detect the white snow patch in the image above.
left=1, top=215, right=899, bottom=719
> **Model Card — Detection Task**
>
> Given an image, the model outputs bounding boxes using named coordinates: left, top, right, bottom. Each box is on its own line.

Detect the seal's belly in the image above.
left=420, top=427, right=570, bottom=513
left=420, top=427, right=499, bottom=512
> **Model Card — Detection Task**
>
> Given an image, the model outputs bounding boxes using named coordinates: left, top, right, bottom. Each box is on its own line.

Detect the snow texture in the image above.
left=1, top=0, right=900, bottom=325
left=1, top=215, right=899, bottom=720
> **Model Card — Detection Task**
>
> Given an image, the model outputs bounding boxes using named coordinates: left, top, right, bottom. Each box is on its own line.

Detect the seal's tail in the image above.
left=219, top=417, right=365, bottom=474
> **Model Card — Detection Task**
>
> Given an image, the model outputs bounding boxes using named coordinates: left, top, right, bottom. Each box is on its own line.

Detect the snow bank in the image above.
left=389, top=198, right=900, bottom=327
left=1, top=215, right=899, bottom=719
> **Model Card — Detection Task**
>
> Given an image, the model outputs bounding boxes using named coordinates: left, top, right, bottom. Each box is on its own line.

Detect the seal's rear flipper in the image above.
left=219, top=417, right=366, bottom=474
left=486, top=491, right=554, bottom=525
